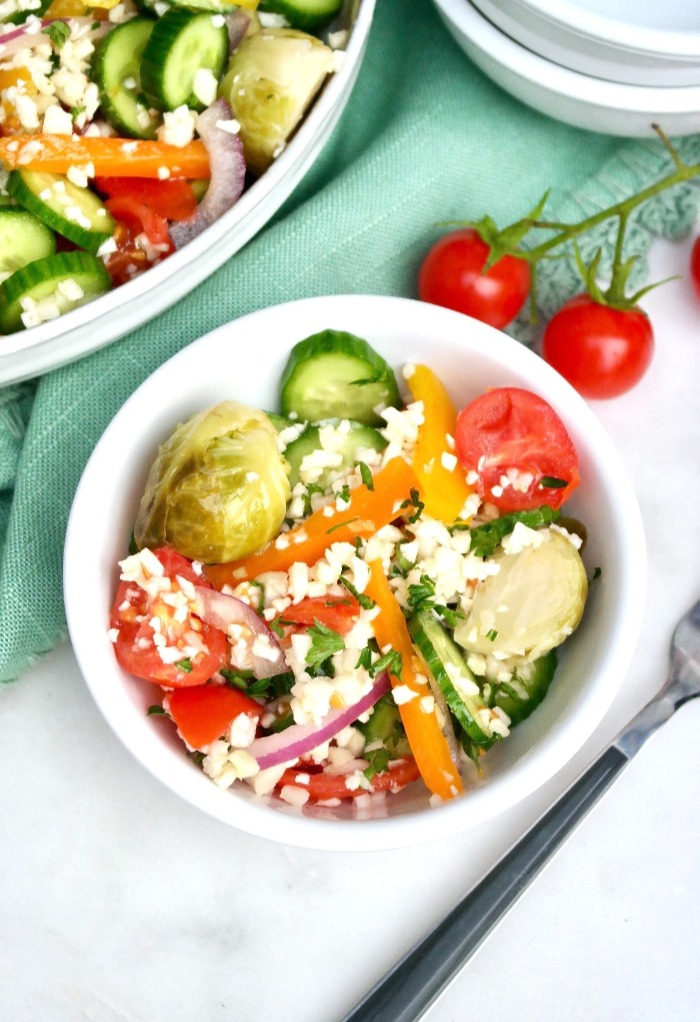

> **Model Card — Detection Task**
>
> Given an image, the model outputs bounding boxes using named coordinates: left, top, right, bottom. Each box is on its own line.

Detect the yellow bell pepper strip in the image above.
left=0, top=69, right=37, bottom=136
left=205, top=457, right=420, bottom=589
left=405, top=364, right=473, bottom=523
left=0, top=135, right=211, bottom=180
left=365, top=559, right=464, bottom=801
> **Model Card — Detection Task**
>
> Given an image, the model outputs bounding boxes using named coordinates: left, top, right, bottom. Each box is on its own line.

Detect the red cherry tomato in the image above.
left=542, top=294, right=654, bottom=400
left=274, top=595, right=361, bottom=635
left=418, top=228, right=531, bottom=329
left=690, top=236, right=700, bottom=301
left=110, top=547, right=228, bottom=687
left=276, top=757, right=420, bottom=801
left=454, top=387, right=579, bottom=512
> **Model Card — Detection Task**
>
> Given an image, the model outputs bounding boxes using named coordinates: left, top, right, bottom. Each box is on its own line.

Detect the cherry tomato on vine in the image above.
left=418, top=228, right=531, bottom=329
left=542, top=294, right=654, bottom=400
left=454, top=387, right=579, bottom=512
left=690, top=236, right=700, bottom=301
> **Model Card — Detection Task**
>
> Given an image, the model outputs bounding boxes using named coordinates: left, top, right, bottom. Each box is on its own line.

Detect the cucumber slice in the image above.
left=453, top=529, right=588, bottom=658
left=0, top=252, right=111, bottom=334
left=357, top=691, right=410, bottom=758
left=7, top=170, right=116, bottom=255
left=259, top=0, right=342, bottom=31
left=409, top=610, right=496, bottom=747
left=136, top=0, right=243, bottom=11
left=283, top=418, right=387, bottom=488
left=0, top=208, right=55, bottom=283
left=91, top=17, right=161, bottom=139
left=141, top=8, right=229, bottom=112
left=265, top=411, right=295, bottom=432
left=280, top=330, right=401, bottom=426
left=486, top=650, right=557, bottom=726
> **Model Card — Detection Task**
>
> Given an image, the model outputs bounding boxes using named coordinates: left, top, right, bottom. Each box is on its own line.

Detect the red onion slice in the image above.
left=170, top=98, right=246, bottom=250
left=224, top=10, right=249, bottom=52
left=193, top=585, right=287, bottom=679
left=248, top=673, right=392, bottom=770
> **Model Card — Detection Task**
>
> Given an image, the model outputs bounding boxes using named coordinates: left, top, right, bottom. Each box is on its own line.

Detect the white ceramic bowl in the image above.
left=64, top=294, right=646, bottom=851
left=473, top=0, right=700, bottom=86
left=432, top=0, right=700, bottom=136
left=508, top=0, right=700, bottom=61
left=0, top=0, right=376, bottom=387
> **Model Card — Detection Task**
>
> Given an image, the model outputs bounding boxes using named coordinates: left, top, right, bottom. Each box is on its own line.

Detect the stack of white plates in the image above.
left=432, top=0, right=700, bottom=136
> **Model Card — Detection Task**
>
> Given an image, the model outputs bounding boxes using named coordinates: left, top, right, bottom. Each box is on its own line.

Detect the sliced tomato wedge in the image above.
left=167, top=683, right=264, bottom=750
left=105, top=196, right=172, bottom=247
left=109, top=546, right=228, bottom=688
left=274, top=595, right=361, bottom=635
left=276, top=757, right=420, bottom=801
left=454, top=387, right=579, bottom=512
left=102, top=196, right=174, bottom=286
left=95, top=176, right=198, bottom=221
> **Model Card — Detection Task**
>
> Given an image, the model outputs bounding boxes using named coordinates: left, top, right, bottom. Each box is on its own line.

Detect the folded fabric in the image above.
left=1, top=0, right=698, bottom=683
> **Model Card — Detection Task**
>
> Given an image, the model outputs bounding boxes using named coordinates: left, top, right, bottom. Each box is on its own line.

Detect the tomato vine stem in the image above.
left=521, top=128, right=700, bottom=265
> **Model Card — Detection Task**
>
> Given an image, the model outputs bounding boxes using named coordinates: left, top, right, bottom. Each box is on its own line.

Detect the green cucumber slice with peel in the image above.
left=90, top=16, right=162, bottom=139
left=409, top=609, right=496, bottom=747
left=141, top=8, right=230, bottom=112
left=280, top=330, right=401, bottom=426
left=0, top=252, right=111, bottom=334
left=259, top=0, right=343, bottom=31
left=0, top=207, right=55, bottom=283
left=283, top=418, right=387, bottom=489
left=7, top=170, right=115, bottom=255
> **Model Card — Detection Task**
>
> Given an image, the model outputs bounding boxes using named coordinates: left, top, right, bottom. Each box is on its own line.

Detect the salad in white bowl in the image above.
left=0, top=0, right=354, bottom=335
left=64, top=295, right=645, bottom=851
left=107, top=327, right=590, bottom=808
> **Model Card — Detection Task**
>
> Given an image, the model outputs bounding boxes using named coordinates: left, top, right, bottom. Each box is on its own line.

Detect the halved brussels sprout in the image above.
left=454, top=529, right=588, bottom=659
left=218, top=27, right=336, bottom=175
left=134, top=401, right=291, bottom=563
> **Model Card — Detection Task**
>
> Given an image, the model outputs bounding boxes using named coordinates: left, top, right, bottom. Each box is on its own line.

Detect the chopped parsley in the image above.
left=356, top=640, right=402, bottom=680
left=42, top=20, right=70, bottom=48
left=147, top=705, right=167, bottom=716
left=363, top=746, right=390, bottom=781
left=407, top=574, right=436, bottom=613
left=175, top=657, right=193, bottom=673
left=335, top=483, right=352, bottom=505
left=305, top=620, right=345, bottom=669
left=466, top=505, right=560, bottom=558
left=539, top=476, right=568, bottom=489
left=302, top=482, right=324, bottom=517
left=357, top=460, right=374, bottom=490
left=338, top=571, right=376, bottom=610
left=400, top=488, right=425, bottom=524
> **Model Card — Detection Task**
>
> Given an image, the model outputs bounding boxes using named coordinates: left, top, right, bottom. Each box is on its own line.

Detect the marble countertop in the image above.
left=2, top=234, right=699, bottom=1022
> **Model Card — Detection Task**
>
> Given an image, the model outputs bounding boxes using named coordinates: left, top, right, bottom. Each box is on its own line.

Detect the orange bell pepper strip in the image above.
left=205, top=457, right=420, bottom=589
left=365, top=559, right=464, bottom=801
left=406, top=364, right=473, bottom=523
left=0, top=135, right=210, bottom=179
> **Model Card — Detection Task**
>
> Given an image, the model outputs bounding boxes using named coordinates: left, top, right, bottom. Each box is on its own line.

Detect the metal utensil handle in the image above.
left=340, top=745, right=629, bottom=1022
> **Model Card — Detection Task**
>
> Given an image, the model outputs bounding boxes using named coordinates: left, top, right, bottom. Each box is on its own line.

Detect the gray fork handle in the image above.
left=340, top=745, right=629, bottom=1022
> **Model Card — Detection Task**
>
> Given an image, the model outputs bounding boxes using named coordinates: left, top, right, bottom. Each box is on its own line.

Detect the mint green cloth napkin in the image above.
left=1, top=0, right=699, bottom=683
